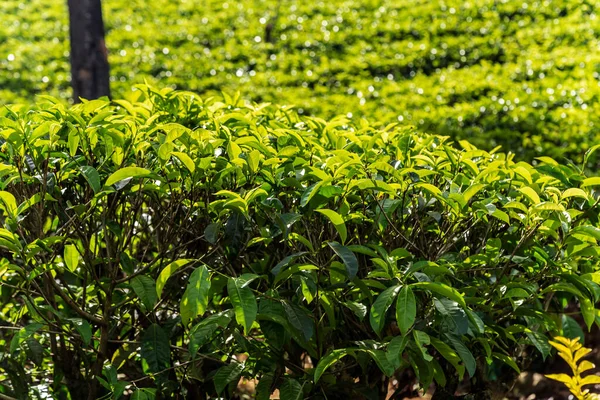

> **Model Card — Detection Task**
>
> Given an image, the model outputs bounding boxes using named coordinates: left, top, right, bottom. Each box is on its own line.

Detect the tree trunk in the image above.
left=67, top=0, right=111, bottom=102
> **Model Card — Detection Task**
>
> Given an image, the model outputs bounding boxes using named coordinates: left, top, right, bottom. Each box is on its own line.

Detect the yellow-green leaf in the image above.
left=172, top=151, right=196, bottom=173
left=105, top=167, right=151, bottom=187
left=518, top=187, right=540, bottom=204
left=316, top=209, right=347, bottom=244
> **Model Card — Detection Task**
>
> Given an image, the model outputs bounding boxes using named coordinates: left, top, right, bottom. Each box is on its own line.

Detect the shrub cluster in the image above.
left=1, top=87, right=600, bottom=399
left=2, top=0, right=600, bottom=160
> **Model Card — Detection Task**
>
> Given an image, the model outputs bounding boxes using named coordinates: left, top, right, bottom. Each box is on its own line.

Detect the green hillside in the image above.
left=2, top=0, right=599, bottom=160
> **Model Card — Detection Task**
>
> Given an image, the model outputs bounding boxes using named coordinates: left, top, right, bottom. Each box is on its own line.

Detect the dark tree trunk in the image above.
left=67, top=0, right=111, bottom=102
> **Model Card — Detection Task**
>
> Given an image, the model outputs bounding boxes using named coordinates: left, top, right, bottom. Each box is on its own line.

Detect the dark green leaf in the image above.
left=214, top=362, right=244, bottom=394
left=328, top=241, right=358, bottom=279
left=279, top=378, right=303, bottom=400
left=141, top=324, right=170, bottom=374
left=396, top=286, right=416, bottom=335
left=131, top=275, right=157, bottom=312
left=370, top=284, right=401, bottom=335
left=227, top=277, right=257, bottom=334
left=80, top=166, right=101, bottom=193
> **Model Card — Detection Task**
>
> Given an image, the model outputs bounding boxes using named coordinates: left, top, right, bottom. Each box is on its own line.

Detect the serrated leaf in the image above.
left=445, top=334, right=476, bottom=377
left=396, top=286, right=416, bottom=335
left=561, top=315, right=585, bottom=343
left=370, top=284, right=401, bottom=335
left=279, top=378, right=303, bottom=400
left=328, top=241, right=358, bottom=279
left=282, top=301, right=314, bottom=341
left=131, top=275, right=157, bottom=312
left=105, top=167, right=151, bottom=187
left=68, top=129, right=80, bottom=156
left=343, top=301, right=367, bottom=321
left=386, top=335, right=409, bottom=369
left=411, top=281, right=466, bottom=308
left=430, top=337, right=465, bottom=379
left=214, top=362, right=244, bottom=394
left=180, top=266, right=211, bottom=324
left=141, top=324, right=170, bottom=374
left=204, top=223, right=219, bottom=244
left=314, top=348, right=352, bottom=383
left=301, top=180, right=326, bottom=207
left=363, top=349, right=395, bottom=376
left=227, top=277, right=257, bottom=334
left=255, top=373, right=275, bottom=400
left=526, top=330, right=551, bottom=360
left=492, top=352, right=520, bottom=374
left=80, top=166, right=101, bottom=193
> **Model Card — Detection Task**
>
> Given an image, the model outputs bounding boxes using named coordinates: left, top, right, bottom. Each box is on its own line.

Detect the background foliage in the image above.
left=1, top=87, right=600, bottom=399
left=1, top=0, right=600, bottom=160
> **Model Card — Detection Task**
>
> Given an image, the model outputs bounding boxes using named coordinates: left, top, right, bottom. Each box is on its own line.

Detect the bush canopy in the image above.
left=1, top=87, right=600, bottom=399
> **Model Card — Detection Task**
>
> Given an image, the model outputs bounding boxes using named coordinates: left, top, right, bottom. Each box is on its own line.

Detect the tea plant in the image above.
left=2, top=0, right=600, bottom=161
left=1, top=86, right=600, bottom=399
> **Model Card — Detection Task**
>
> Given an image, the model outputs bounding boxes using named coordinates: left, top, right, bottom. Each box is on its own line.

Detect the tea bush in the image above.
left=1, top=86, right=600, bottom=399
left=2, top=0, right=600, bottom=161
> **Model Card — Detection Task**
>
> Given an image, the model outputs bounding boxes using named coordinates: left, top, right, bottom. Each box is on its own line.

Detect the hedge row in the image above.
left=2, top=0, right=600, bottom=160
left=1, top=87, right=600, bottom=399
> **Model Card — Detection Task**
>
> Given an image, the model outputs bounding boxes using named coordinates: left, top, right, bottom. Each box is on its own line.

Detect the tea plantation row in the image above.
left=2, top=0, right=600, bottom=161
left=1, top=86, right=600, bottom=399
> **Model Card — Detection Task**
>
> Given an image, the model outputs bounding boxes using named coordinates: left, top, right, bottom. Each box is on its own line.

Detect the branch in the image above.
left=45, top=272, right=106, bottom=326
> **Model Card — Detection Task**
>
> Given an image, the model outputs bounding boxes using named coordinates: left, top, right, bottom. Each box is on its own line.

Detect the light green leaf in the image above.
left=316, top=209, right=347, bottom=244
left=247, top=149, right=261, bottom=173
left=562, top=188, right=588, bottom=200
left=172, top=151, right=195, bottom=173
left=105, top=167, right=151, bottom=187
left=156, top=259, right=194, bottom=298
left=518, top=186, right=541, bottom=204
left=68, top=129, right=80, bottom=156
left=0, top=191, right=17, bottom=216
left=300, top=180, right=326, bottom=207
left=580, top=296, right=595, bottom=331
left=410, top=282, right=466, bottom=308
left=64, top=244, right=80, bottom=273
left=582, top=177, right=600, bottom=187
left=180, top=266, right=211, bottom=324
